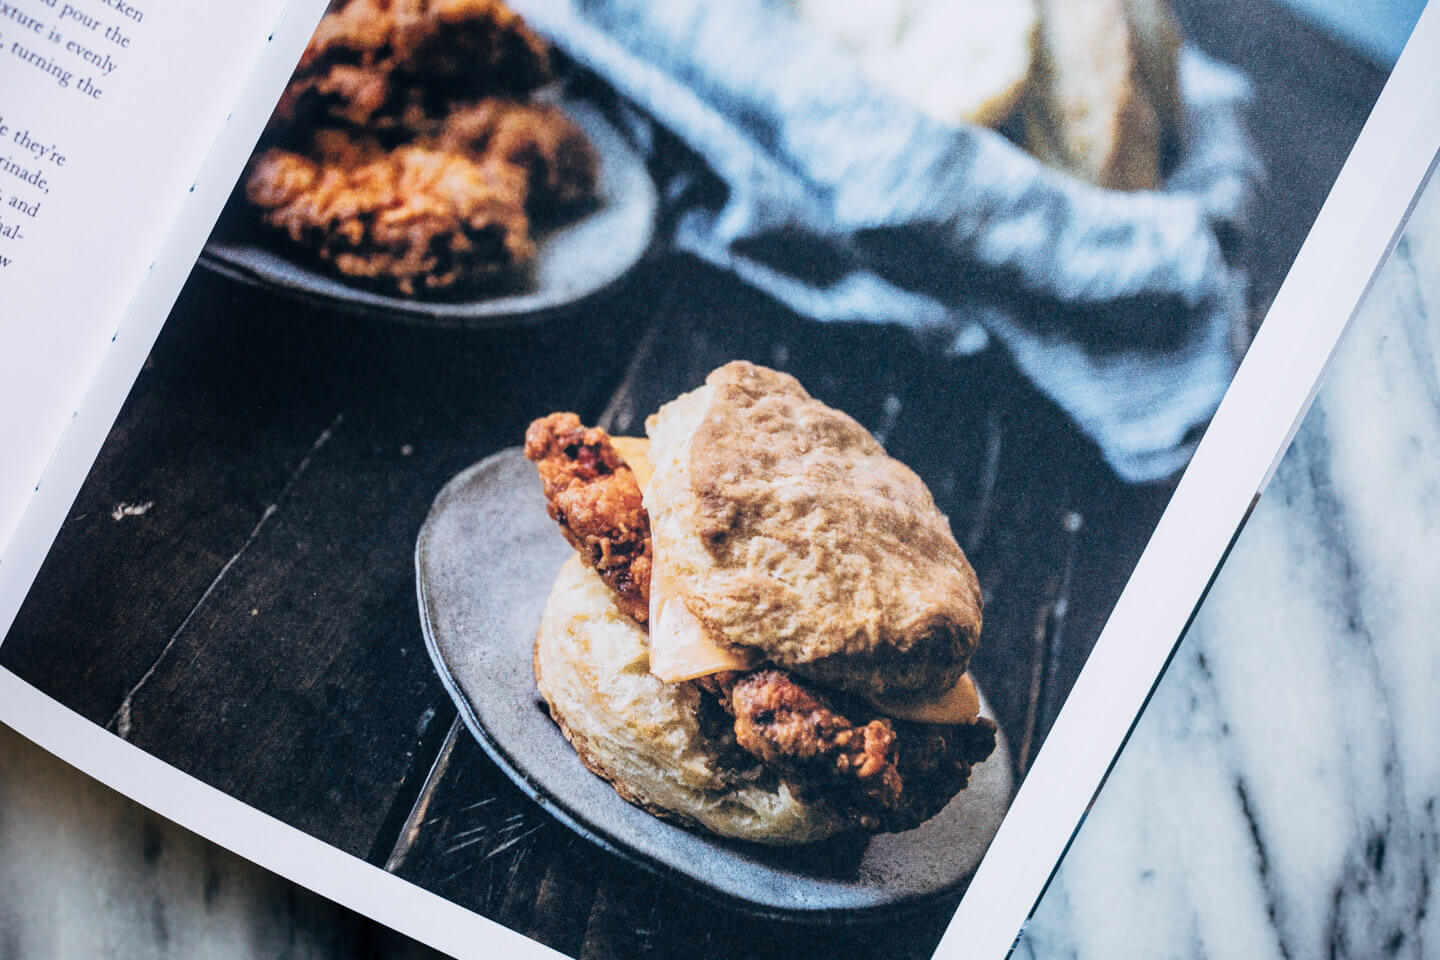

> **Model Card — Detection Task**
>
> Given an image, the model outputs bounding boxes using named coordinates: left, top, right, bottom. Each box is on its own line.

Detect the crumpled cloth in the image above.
left=511, top=0, right=1263, bottom=483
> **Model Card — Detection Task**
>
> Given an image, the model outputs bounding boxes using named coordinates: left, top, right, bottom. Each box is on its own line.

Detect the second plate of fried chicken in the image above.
left=202, top=0, right=656, bottom=325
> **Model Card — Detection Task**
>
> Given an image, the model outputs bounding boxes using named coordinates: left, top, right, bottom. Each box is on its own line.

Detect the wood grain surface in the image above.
left=0, top=4, right=1386, bottom=957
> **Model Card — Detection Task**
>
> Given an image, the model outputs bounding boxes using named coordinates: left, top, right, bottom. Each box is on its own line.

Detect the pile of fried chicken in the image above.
left=525, top=412, right=996, bottom=833
left=246, top=0, right=599, bottom=297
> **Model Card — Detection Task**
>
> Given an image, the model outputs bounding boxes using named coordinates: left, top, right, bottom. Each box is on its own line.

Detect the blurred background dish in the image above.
left=200, top=98, right=657, bottom=328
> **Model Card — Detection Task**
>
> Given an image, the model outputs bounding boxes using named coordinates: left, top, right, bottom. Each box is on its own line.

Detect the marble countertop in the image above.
left=3, top=175, right=1438, bottom=960
left=1021, top=173, right=1440, bottom=958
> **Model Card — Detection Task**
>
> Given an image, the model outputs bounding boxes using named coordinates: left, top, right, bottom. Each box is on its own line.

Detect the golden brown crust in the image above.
left=416, top=98, right=601, bottom=217
left=245, top=130, right=534, bottom=295
left=729, top=670, right=897, bottom=787
left=273, top=0, right=552, bottom=132
left=524, top=413, right=653, bottom=624
left=253, top=0, right=604, bottom=298
left=647, top=362, right=983, bottom=699
left=704, top=669, right=996, bottom=833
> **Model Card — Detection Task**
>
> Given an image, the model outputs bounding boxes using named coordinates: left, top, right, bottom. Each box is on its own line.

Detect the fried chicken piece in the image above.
left=525, top=413, right=652, bottom=624
left=727, top=669, right=901, bottom=802
left=273, top=0, right=551, bottom=132
left=714, top=669, right=996, bottom=832
left=247, top=130, right=534, bottom=295
left=419, top=98, right=600, bottom=217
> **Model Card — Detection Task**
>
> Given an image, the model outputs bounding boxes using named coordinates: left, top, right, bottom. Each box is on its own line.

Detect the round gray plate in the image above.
left=415, top=448, right=1016, bottom=921
left=200, top=100, right=657, bottom=328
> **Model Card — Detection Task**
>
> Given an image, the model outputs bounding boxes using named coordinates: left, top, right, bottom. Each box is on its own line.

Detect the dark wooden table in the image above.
left=1, top=4, right=1387, bottom=958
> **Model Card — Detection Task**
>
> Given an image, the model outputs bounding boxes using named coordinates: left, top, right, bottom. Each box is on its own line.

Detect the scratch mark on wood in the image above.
left=873, top=394, right=902, bottom=449
left=449, top=821, right=495, bottom=844
left=445, top=828, right=495, bottom=857
left=1016, top=600, right=1050, bottom=777
left=438, top=862, right=478, bottom=889
left=964, top=412, right=1003, bottom=554
left=487, top=824, right=543, bottom=859
left=1038, top=511, right=1084, bottom=736
left=110, top=501, right=154, bottom=521
left=504, top=842, right=531, bottom=888
left=384, top=716, right=462, bottom=873
left=597, top=317, right=664, bottom=435
left=1015, top=509, right=1084, bottom=774
left=459, top=797, right=498, bottom=814
left=107, top=412, right=345, bottom=739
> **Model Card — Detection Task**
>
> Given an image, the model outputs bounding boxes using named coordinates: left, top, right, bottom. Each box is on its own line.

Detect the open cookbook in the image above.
left=2, top=1, right=1437, bottom=957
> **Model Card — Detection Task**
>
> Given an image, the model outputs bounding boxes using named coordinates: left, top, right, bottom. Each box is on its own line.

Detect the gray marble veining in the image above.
left=3, top=175, right=1440, bottom=960
left=0, top=724, right=441, bottom=958
left=1020, top=174, right=1440, bottom=958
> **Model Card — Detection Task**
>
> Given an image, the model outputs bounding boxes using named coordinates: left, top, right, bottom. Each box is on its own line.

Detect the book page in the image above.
left=0, top=2, right=1435, bottom=960
left=0, top=0, right=294, bottom=557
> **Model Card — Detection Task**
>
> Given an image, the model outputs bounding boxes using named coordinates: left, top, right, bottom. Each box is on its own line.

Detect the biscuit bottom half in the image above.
left=533, top=555, right=854, bottom=845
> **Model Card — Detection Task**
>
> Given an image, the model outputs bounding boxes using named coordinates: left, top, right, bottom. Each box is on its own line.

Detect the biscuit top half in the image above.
left=645, top=361, right=982, bottom=699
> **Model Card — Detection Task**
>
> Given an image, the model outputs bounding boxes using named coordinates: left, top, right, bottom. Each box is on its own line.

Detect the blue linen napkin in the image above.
left=511, top=0, right=1263, bottom=483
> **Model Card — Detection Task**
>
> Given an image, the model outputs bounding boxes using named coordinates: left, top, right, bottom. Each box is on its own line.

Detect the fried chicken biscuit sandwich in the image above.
left=524, top=361, right=995, bottom=844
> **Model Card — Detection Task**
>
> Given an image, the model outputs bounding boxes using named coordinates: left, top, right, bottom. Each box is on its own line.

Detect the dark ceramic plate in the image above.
left=200, top=99, right=657, bottom=328
left=414, top=448, right=1015, bottom=921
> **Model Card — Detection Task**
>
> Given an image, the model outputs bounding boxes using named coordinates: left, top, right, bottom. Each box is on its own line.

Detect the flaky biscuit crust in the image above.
left=246, top=131, right=533, bottom=296
left=646, top=362, right=983, bottom=699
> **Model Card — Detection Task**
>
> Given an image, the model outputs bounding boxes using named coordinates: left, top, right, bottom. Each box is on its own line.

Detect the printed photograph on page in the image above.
left=0, top=1, right=1425, bottom=957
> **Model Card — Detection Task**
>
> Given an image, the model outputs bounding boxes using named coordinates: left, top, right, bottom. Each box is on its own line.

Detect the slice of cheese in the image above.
left=648, top=594, right=756, bottom=683
left=612, top=434, right=749, bottom=682
left=864, top=673, right=981, bottom=725
left=611, top=435, right=654, bottom=490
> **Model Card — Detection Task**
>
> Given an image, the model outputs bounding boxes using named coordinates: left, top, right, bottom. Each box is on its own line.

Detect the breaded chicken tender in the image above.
left=716, top=670, right=996, bottom=832
left=419, top=98, right=600, bottom=216
left=273, top=0, right=552, bottom=131
left=250, top=0, right=604, bottom=298
left=246, top=129, right=534, bottom=295
left=524, top=413, right=653, bottom=624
